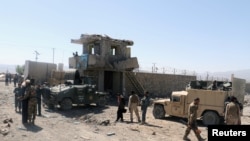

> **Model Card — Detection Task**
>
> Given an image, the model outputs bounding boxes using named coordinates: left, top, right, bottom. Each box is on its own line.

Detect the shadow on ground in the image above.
left=22, top=123, right=43, bottom=133
left=160, top=116, right=207, bottom=127
left=44, top=104, right=109, bottom=119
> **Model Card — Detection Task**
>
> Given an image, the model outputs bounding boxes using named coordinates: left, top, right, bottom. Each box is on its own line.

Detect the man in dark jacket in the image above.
left=36, top=84, right=43, bottom=116
left=115, top=94, right=126, bottom=122
left=21, top=79, right=31, bottom=124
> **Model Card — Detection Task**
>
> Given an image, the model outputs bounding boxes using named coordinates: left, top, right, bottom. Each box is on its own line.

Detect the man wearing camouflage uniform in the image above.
left=128, top=91, right=141, bottom=123
left=224, top=96, right=241, bottom=125
left=183, top=97, right=206, bottom=141
left=22, top=84, right=37, bottom=124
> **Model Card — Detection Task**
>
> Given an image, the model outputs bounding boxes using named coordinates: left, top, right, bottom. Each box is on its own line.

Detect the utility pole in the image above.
left=34, top=51, right=40, bottom=62
left=52, top=48, right=55, bottom=64
left=152, top=63, right=156, bottom=73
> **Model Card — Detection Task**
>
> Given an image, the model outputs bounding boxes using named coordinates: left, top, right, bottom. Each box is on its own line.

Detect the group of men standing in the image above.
left=115, top=90, right=151, bottom=125
left=13, top=79, right=43, bottom=125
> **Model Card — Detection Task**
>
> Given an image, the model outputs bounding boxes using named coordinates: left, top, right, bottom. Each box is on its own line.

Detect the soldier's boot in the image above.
left=183, top=130, right=191, bottom=141
left=183, top=135, right=190, bottom=141
left=196, top=134, right=206, bottom=141
left=31, top=120, right=35, bottom=125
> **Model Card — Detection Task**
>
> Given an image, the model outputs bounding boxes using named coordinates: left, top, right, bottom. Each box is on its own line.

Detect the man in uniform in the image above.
left=22, top=84, right=37, bottom=124
left=128, top=91, right=141, bottom=123
left=183, top=97, right=206, bottom=141
left=224, top=96, right=241, bottom=125
left=140, top=91, right=151, bottom=125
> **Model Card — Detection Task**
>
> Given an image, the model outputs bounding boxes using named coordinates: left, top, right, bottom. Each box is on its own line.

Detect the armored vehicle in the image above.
left=152, top=76, right=246, bottom=125
left=45, top=76, right=108, bottom=110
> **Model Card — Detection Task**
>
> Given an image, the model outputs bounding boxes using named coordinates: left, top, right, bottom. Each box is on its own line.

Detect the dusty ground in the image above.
left=0, top=81, right=250, bottom=141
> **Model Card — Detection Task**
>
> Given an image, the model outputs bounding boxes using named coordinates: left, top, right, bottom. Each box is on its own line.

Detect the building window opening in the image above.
left=111, top=46, right=117, bottom=55
left=88, top=44, right=95, bottom=54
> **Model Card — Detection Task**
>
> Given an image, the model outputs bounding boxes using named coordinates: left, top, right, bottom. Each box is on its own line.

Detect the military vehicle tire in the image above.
left=153, top=104, right=165, bottom=119
left=202, top=111, right=220, bottom=125
left=60, top=98, right=73, bottom=110
left=96, top=96, right=106, bottom=107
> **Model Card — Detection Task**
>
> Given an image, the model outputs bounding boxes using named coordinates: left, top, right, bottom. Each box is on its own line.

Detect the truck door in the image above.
left=171, top=96, right=183, bottom=116
left=75, top=86, right=84, bottom=104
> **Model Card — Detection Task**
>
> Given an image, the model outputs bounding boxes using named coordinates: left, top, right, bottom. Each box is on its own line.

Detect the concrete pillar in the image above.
left=121, top=72, right=126, bottom=96
left=98, top=70, right=104, bottom=91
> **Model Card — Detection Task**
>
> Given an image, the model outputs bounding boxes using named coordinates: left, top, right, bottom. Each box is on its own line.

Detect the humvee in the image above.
left=152, top=76, right=246, bottom=125
left=45, top=76, right=108, bottom=110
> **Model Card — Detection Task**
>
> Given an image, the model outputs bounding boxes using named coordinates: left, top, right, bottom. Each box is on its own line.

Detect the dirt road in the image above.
left=1, top=82, right=250, bottom=141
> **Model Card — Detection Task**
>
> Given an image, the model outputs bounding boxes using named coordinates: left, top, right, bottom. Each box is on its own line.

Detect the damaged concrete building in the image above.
left=70, top=34, right=139, bottom=96
left=69, top=34, right=196, bottom=98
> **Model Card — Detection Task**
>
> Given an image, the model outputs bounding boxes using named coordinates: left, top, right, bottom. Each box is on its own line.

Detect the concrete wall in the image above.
left=24, top=60, right=57, bottom=84
left=246, top=83, right=250, bottom=94
left=125, top=72, right=196, bottom=98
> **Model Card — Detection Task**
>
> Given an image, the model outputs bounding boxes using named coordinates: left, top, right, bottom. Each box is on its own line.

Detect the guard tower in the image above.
left=69, top=34, right=139, bottom=94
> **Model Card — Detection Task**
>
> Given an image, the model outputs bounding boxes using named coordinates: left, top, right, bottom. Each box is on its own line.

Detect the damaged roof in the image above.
left=71, top=34, right=134, bottom=46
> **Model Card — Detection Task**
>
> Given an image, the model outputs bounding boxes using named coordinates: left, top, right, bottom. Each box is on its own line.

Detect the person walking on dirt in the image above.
left=224, top=96, right=241, bottom=125
left=36, top=84, right=43, bottom=116
left=183, top=97, right=206, bottom=141
left=140, top=91, right=151, bottom=125
left=128, top=91, right=141, bottom=123
left=115, top=93, right=126, bottom=122
left=13, top=83, right=22, bottom=112
left=21, top=79, right=30, bottom=124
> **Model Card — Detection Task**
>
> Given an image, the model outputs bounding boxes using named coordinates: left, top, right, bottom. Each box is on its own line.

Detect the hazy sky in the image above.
left=0, top=0, right=249, bottom=74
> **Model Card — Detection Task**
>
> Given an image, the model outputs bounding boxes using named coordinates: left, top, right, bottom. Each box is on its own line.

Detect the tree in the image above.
left=16, top=65, right=25, bottom=75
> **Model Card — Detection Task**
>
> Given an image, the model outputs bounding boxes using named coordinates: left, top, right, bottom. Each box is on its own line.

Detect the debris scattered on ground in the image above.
left=1, top=118, right=13, bottom=136
left=107, top=132, right=115, bottom=136
left=130, top=128, right=140, bottom=132
left=99, top=120, right=110, bottom=126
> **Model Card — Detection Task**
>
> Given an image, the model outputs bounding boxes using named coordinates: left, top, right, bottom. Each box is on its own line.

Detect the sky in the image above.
left=0, top=0, right=249, bottom=75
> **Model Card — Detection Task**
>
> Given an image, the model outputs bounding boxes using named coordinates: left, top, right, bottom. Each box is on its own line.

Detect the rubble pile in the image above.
left=0, top=118, right=13, bottom=136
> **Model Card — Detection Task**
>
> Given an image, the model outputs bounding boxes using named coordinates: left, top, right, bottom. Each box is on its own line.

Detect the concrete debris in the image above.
left=74, top=122, right=80, bottom=125
left=107, top=132, right=115, bottom=136
left=130, top=128, right=140, bottom=132
left=0, top=118, right=13, bottom=136
left=99, top=120, right=110, bottom=126
left=152, top=132, right=156, bottom=135
left=0, top=128, right=9, bottom=136
left=80, top=136, right=91, bottom=140
left=3, top=118, right=13, bottom=124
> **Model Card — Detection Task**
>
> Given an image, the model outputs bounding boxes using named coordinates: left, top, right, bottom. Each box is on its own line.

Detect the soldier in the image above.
left=128, top=91, right=141, bottom=123
left=22, top=84, right=37, bottom=124
left=140, top=91, right=151, bottom=125
left=13, top=83, right=22, bottom=112
left=224, top=96, right=241, bottom=125
left=183, top=97, right=206, bottom=141
left=36, top=84, right=42, bottom=116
